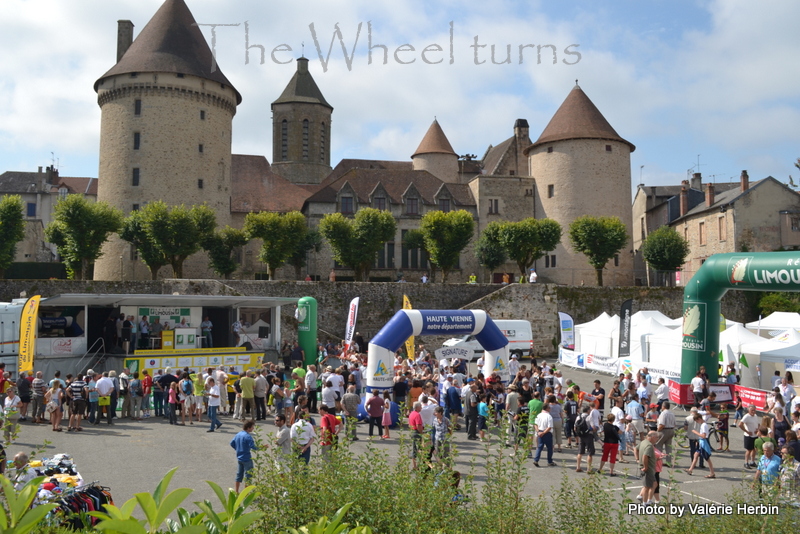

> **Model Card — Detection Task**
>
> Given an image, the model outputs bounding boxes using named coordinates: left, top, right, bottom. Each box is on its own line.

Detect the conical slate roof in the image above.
left=94, top=0, right=241, bottom=104
left=526, top=85, right=634, bottom=152
left=411, top=119, right=457, bottom=158
left=271, top=57, right=332, bottom=110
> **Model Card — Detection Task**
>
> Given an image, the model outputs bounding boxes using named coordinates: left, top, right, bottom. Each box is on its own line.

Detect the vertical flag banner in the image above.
left=343, top=297, right=359, bottom=353
left=18, top=295, right=41, bottom=374
left=618, top=299, right=633, bottom=359
left=557, top=312, right=574, bottom=350
left=403, top=295, right=414, bottom=359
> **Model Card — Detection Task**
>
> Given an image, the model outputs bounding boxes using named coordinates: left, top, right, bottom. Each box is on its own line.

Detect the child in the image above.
left=168, top=382, right=179, bottom=425
left=716, top=406, right=730, bottom=451
left=623, top=415, right=636, bottom=458
left=477, top=394, right=489, bottom=442
left=382, top=391, right=392, bottom=439
left=646, top=404, right=659, bottom=432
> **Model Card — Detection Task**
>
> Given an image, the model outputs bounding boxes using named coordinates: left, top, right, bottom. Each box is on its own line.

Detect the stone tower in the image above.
left=271, top=57, right=333, bottom=185
left=411, top=119, right=459, bottom=183
left=525, top=84, right=635, bottom=286
left=93, top=0, right=240, bottom=281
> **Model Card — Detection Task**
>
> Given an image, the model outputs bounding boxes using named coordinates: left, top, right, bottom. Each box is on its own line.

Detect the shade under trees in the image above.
left=568, top=215, right=628, bottom=287
left=0, top=195, right=25, bottom=279
left=44, top=195, right=123, bottom=280
left=243, top=211, right=308, bottom=280
left=318, top=208, right=396, bottom=281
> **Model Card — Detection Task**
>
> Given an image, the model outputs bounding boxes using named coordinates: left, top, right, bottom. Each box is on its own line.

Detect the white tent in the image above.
left=631, top=310, right=675, bottom=327
left=662, top=315, right=739, bottom=330
left=719, top=324, right=765, bottom=364
left=739, top=329, right=800, bottom=388
left=574, top=313, right=618, bottom=356
left=746, top=311, right=800, bottom=336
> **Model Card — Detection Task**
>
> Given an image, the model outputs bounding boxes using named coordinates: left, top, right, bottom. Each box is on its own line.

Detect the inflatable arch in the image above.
left=682, top=251, right=800, bottom=384
left=367, top=310, right=509, bottom=389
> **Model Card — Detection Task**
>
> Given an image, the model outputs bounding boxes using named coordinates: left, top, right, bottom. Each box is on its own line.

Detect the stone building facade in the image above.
left=670, top=172, right=800, bottom=282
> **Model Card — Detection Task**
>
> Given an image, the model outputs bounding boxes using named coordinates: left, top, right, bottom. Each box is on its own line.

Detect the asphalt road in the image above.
left=8, top=363, right=768, bottom=517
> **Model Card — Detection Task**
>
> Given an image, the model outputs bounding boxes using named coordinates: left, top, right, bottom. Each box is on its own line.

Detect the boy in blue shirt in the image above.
left=478, top=394, right=490, bottom=442
left=230, top=420, right=259, bottom=492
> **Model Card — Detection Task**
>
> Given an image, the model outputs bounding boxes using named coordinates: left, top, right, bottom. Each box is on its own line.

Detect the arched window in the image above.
left=302, top=119, right=309, bottom=160
left=281, top=120, right=288, bottom=161
left=320, top=122, right=326, bottom=162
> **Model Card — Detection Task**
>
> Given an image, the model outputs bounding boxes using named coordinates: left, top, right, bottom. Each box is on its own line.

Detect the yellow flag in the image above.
left=403, top=294, right=414, bottom=360
left=18, top=295, right=41, bottom=374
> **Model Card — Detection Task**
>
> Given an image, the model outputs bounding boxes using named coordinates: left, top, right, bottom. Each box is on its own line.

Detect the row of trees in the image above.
left=1, top=193, right=691, bottom=283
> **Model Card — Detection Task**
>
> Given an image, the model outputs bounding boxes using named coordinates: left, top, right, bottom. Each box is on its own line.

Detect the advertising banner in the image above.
left=708, top=384, right=733, bottom=403
left=585, top=353, right=620, bottom=374
left=668, top=380, right=693, bottom=405
left=435, top=346, right=472, bottom=361
left=558, top=347, right=583, bottom=368
left=618, top=299, right=633, bottom=358
left=558, top=312, right=575, bottom=350
left=734, top=384, right=769, bottom=411
left=18, top=295, right=40, bottom=374
left=343, top=297, right=359, bottom=353
left=403, top=295, right=414, bottom=360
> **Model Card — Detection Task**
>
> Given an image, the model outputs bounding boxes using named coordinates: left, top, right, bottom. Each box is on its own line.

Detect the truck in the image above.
left=441, top=319, right=533, bottom=360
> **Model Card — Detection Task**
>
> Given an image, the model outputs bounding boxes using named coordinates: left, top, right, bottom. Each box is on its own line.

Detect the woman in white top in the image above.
left=686, top=413, right=716, bottom=478
left=4, top=387, right=21, bottom=443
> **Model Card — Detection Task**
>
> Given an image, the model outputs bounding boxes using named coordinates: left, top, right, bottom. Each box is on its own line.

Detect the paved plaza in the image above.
left=8, top=364, right=768, bottom=513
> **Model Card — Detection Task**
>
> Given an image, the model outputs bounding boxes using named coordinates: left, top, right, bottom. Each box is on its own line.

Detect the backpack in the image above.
left=182, top=379, right=193, bottom=396
left=574, top=414, right=591, bottom=436
left=119, top=377, right=129, bottom=395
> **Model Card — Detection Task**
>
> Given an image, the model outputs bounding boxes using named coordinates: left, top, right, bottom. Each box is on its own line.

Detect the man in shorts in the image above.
left=67, top=373, right=87, bottom=431
left=739, top=404, right=760, bottom=469
left=575, top=405, right=595, bottom=472
left=638, top=431, right=658, bottom=504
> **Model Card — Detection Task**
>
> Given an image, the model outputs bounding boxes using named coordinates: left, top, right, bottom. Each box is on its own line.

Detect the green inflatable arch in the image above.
left=682, top=251, right=800, bottom=383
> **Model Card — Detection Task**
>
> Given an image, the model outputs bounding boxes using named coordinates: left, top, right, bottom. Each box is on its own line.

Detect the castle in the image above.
left=92, top=0, right=635, bottom=285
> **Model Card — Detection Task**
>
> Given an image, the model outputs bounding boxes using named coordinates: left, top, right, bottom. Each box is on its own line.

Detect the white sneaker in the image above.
left=636, top=495, right=643, bottom=502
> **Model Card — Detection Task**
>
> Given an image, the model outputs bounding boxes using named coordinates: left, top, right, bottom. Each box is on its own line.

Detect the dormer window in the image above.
left=340, top=196, right=354, bottom=214
left=439, top=198, right=451, bottom=212
left=406, top=198, right=419, bottom=215
left=374, top=197, right=386, bottom=211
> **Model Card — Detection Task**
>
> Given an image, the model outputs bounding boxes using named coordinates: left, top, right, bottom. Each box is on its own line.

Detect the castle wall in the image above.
left=411, top=153, right=459, bottom=183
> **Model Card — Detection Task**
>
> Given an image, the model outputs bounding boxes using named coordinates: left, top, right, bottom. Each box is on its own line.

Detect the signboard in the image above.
left=558, top=348, right=583, bottom=369
left=124, top=352, right=263, bottom=375
left=51, top=338, right=73, bottom=355
left=668, top=380, right=693, bottom=405
left=18, top=295, right=40, bottom=374
left=708, top=384, right=733, bottom=403
left=734, top=384, right=769, bottom=411
left=585, top=353, right=619, bottom=373
left=435, top=346, right=472, bottom=361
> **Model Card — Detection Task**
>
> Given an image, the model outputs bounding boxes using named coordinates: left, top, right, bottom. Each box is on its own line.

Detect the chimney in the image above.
left=117, top=20, right=134, bottom=63
left=37, top=166, right=42, bottom=173
left=680, top=180, right=689, bottom=216
left=740, top=170, right=749, bottom=192
left=690, top=172, right=702, bottom=191
left=706, top=183, right=715, bottom=207
left=514, top=118, right=529, bottom=140
left=45, top=165, right=59, bottom=185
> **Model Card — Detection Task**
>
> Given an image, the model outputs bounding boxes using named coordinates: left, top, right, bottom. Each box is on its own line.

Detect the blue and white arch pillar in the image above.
left=366, top=310, right=510, bottom=390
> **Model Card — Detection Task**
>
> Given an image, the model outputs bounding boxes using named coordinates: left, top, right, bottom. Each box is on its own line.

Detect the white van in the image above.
left=441, top=319, right=533, bottom=360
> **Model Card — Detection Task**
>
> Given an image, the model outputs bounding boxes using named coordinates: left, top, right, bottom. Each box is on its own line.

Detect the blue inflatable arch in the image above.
left=366, top=310, right=510, bottom=389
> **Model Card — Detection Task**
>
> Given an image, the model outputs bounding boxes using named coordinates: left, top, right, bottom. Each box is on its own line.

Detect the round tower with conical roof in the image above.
left=525, top=84, right=635, bottom=285
left=93, top=0, right=240, bottom=280
left=411, top=119, right=459, bottom=183
left=271, top=57, right=333, bottom=185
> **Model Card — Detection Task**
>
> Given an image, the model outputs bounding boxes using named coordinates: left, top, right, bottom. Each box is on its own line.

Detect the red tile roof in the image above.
left=411, top=120, right=457, bottom=158
left=231, top=155, right=309, bottom=213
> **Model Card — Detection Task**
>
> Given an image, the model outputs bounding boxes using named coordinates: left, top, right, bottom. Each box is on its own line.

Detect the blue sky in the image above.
left=1, top=0, right=797, bottom=198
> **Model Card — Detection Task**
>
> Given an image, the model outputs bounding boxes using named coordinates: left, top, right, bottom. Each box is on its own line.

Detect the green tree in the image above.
left=288, top=229, right=323, bottom=280
left=44, top=195, right=123, bottom=280
left=243, top=211, right=307, bottom=280
left=203, top=226, right=249, bottom=280
left=499, top=218, right=562, bottom=277
left=119, top=209, right=169, bottom=280
left=122, top=201, right=216, bottom=279
left=0, top=195, right=25, bottom=278
left=568, top=215, right=628, bottom=287
left=757, top=292, right=800, bottom=316
left=640, top=226, right=690, bottom=285
left=318, top=208, right=396, bottom=281
left=474, top=223, right=507, bottom=282
left=418, top=210, right=474, bottom=283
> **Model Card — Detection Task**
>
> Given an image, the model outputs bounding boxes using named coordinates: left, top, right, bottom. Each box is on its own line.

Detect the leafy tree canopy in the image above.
left=475, top=222, right=507, bottom=275
left=0, top=195, right=25, bottom=278
left=641, top=226, right=690, bottom=273
left=244, top=211, right=307, bottom=280
left=288, top=229, right=323, bottom=280
left=419, top=210, right=475, bottom=283
left=204, top=226, right=249, bottom=279
left=45, top=195, right=123, bottom=280
left=568, top=215, right=628, bottom=286
left=318, top=208, right=396, bottom=281
left=499, top=218, right=562, bottom=276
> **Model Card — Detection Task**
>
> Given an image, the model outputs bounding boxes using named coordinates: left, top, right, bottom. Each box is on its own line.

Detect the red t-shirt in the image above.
left=320, top=413, right=338, bottom=446
left=142, top=375, right=153, bottom=394
left=408, top=410, right=423, bottom=433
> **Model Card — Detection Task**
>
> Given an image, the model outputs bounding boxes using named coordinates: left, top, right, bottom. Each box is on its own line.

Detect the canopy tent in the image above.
left=739, top=328, right=800, bottom=388
left=631, top=310, right=675, bottom=327
left=661, top=315, right=739, bottom=330
left=746, top=311, right=800, bottom=336
left=719, top=324, right=765, bottom=364
left=575, top=313, right=618, bottom=356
